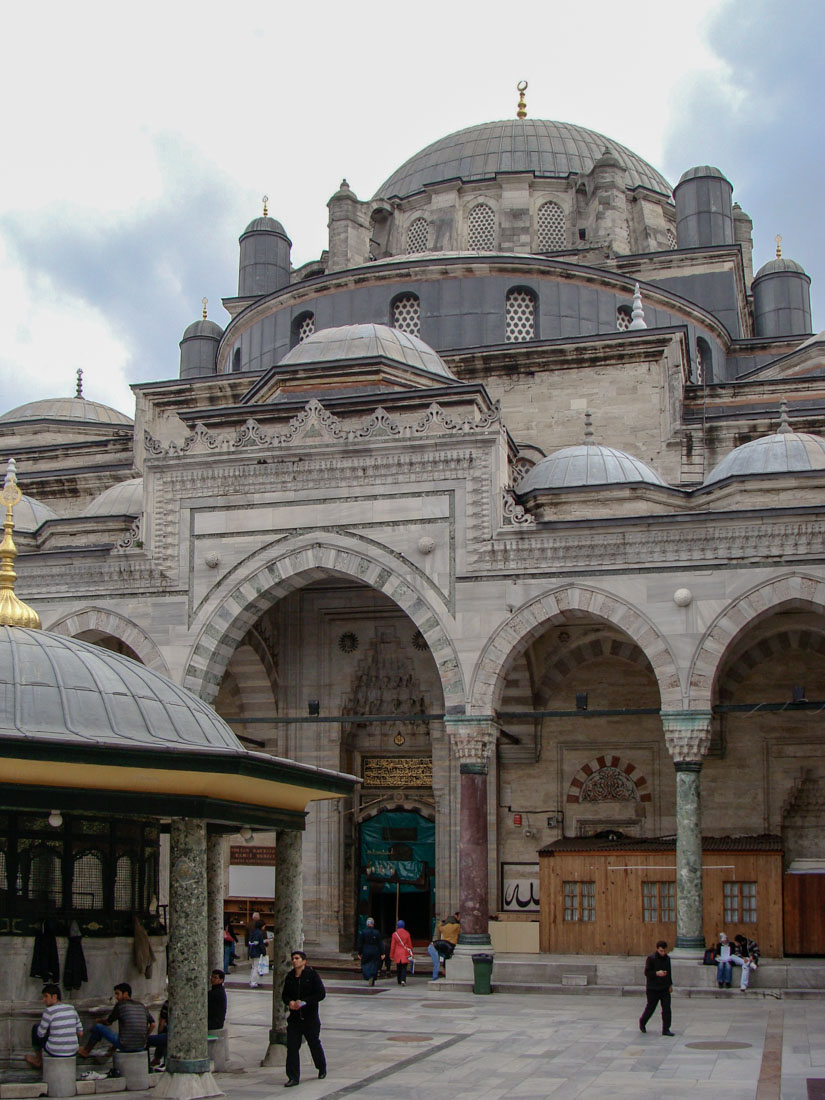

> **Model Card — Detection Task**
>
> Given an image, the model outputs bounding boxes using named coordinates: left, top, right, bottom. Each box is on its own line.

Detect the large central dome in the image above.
left=374, top=119, right=672, bottom=200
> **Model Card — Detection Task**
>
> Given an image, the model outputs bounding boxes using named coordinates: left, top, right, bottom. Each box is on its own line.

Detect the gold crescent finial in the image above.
left=201, top=297, right=208, bottom=320
left=262, top=194, right=269, bottom=217
left=517, top=80, right=528, bottom=120
left=75, top=368, right=83, bottom=399
left=0, top=459, right=41, bottom=630
left=775, top=234, right=782, bottom=259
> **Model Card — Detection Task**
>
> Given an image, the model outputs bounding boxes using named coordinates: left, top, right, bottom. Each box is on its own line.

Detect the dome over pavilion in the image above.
left=82, top=477, right=143, bottom=517
left=0, top=396, right=133, bottom=426
left=14, top=494, right=59, bottom=532
left=278, top=324, right=456, bottom=380
left=704, top=412, right=825, bottom=485
left=374, top=119, right=672, bottom=200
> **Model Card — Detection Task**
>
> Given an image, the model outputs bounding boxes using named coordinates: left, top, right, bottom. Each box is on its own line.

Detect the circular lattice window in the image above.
left=392, top=294, right=421, bottom=337
left=467, top=203, right=495, bottom=251
left=407, top=217, right=428, bottom=254
left=537, top=200, right=565, bottom=250
left=616, top=306, right=632, bottom=331
left=506, top=289, right=536, bottom=342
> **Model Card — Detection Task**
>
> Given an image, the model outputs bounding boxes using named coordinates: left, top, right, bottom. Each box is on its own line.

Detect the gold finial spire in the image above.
left=262, top=194, right=269, bottom=217
left=75, top=368, right=83, bottom=399
left=201, top=296, right=208, bottom=320
left=0, top=459, right=41, bottom=630
left=775, top=234, right=782, bottom=259
left=516, top=81, right=528, bottom=120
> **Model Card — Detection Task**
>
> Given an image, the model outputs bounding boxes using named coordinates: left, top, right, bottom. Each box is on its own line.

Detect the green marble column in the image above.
left=206, top=834, right=224, bottom=973
left=262, top=828, right=303, bottom=1065
left=155, top=818, right=221, bottom=1099
left=662, top=711, right=711, bottom=953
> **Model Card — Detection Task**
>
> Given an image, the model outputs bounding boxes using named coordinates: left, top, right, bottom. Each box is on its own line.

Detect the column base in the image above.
left=153, top=1070, right=223, bottom=1100
left=260, top=1040, right=287, bottom=1068
left=672, top=934, right=706, bottom=960
left=446, top=939, right=494, bottom=983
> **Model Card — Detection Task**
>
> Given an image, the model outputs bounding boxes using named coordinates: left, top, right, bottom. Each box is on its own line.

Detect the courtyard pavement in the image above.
left=195, top=973, right=821, bottom=1099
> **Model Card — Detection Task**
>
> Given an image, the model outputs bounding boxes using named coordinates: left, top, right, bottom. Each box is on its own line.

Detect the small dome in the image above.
left=704, top=429, right=825, bottom=485
left=0, top=627, right=243, bottom=752
left=182, top=318, right=224, bottom=341
left=677, top=165, right=730, bottom=184
left=82, top=478, right=143, bottom=517
left=14, top=494, right=59, bottom=532
left=241, top=215, right=290, bottom=239
left=278, top=324, right=456, bottom=380
left=0, top=397, right=133, bottom=426
left=375, top=119, right=671, bottom=199
left=754, top=257, right=808, bottom=279
left=519, top=443, right=666, bottom=492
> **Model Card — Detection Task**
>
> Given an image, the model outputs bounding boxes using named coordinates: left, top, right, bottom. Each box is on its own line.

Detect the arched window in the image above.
left=290, top=311, right=315, bottom=348
left=537, top=200, right=566, bottom=250
left=696, top=337, right=712, bottom=383
left=72, top=851, right=104, bottom=909
left=505, top=287, right=537, bottom=342
left=19, top=842, right=62, bottom=906
left=616, top=305, right=632, bottom=331
left=666, top=228, right=677, bottom=250
left=232, top=347, right=241, bottom=373
left=391, top=293, right=421, bottom=337
left=406, top=217, right=428, bottom=254
left=114, top=854, right=137, bottom=910
left=467, top=203, right=496, bottom=251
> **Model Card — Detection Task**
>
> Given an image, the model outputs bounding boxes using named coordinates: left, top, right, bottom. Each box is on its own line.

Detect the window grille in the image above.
left=666, top=228, right=677, bottom=250
left=392, top=293, right=421, bottom=337
left=232, top=348, right=241, bottom=373
left=297, top=313, right=315, bottom=343
left=643, top=881, right=675, bottom=922
left=407, top=217, right=428, bottom=254
left=73, top=851, right=104, bottom=909
left=0, top=848, right=6, bottom=891
left=537, top=200, right=565, bottom=250
left=19, top=843, right=62, bottom=906
left=467, top=203, right=495, bottom=251
left=114, top=854, right=137, bottom=910
left=563, top=881, right=595, bottom=921
left=617, top=306, right=632, bottom=331
left=695, top=338, right=711, bottom=383
left=505, top=288, right=536, bottom=342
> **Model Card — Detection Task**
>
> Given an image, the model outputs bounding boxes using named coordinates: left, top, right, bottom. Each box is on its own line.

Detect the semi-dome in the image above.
left=374, top=119, right=672, bottom=200
left=0, top=626, right=244, bottom=752
left=0, top=397, right=133, bottom=426
left=278, top=323, right=456, bottom=380
left=519, top=443, right=666, bottom=492
left=704, top=424, right=825, bottom=485
left=13, top=494, right=59, bottom=532
left=182, top=318, right=224, bottom=340
left=82, top=477, right=143, bottom=516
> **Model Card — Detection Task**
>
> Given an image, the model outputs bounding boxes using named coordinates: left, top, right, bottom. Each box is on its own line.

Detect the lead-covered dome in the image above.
left=375, top=119, right=672, bottom=200
left=82, top=477, right=143, bottom=516
left=0, top=397, right=133, bottom=426
left=519, top=442, right=666, bottom=492
left=704, top=424, right=825, bottom=485
left=0, top=627, right=244, bottom=751
left=278, top=324, right=456, bottom=380
left=14, top=494, right=59, bottom=532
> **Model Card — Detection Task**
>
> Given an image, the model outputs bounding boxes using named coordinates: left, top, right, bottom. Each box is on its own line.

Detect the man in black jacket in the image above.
left=639, top=940, right=674, bottom=1036
left=281, top=951, right=327, bottom=1087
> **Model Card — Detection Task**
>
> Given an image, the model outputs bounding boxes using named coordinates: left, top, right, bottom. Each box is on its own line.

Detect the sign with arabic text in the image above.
left=363, top=757, right=432, bottom=788
left=501, top=862, right=540, bottom=912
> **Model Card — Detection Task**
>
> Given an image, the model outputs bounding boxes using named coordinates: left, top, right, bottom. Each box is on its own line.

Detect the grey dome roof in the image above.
left=374, top=119, right=672, bottom=200
left=241, top=215, right=290, bottom=238
left=704, top=430, right=825, bottom=485
left=754, top=257, right=808, bottom=279
left=519, top=443, right=666, bottom=492
left=0, top=397, right=133, bottom=426
left=182, top=318, right=224, bottom=340
left=677, top=165, right=730, bottom=184
left=14, top=494, right=59, bottom=532
left=0, top=626, right=244, bottom=752
left=278, top=324, right=456, bottom=380
left=82, top=477, right=143, bottom=517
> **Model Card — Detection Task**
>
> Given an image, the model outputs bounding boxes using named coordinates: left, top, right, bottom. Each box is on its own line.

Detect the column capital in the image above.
left=445, top=716, right=497, bottom=771
left=661, top=710, right=712, bottom=765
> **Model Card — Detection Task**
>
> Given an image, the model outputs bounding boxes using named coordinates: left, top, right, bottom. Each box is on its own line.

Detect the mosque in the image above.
left=2, top=84, right=825, bottom=990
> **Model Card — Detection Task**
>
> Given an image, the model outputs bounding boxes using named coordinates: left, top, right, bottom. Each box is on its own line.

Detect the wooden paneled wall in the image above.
left=539, top=849, right=783, bottom=955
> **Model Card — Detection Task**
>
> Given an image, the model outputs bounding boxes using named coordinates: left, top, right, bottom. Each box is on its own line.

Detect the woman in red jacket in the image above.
left=389, top=920, right=414, bottom=985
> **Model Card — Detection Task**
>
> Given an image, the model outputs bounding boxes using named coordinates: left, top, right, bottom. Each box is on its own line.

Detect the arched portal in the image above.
left=358, top=807, right=435, bottom=944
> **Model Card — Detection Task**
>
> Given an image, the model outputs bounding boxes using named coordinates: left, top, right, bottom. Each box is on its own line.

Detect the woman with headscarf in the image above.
left=356, top=918, right=385, bottom=986
left=389, top=919, right=414, bottom=985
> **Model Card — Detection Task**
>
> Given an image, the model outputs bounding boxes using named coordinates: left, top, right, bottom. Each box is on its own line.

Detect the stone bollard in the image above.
left=113, top=1051, right=150, bottom=1091
left=42, top=1053, right=78, bottom=1097
left=206, top=1028, right=229, bottom=1071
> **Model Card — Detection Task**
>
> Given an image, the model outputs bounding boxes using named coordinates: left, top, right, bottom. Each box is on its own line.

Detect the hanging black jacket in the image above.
left=63, top=928, right=88, bottom=991
left=30, top=919, right=60, bottom=983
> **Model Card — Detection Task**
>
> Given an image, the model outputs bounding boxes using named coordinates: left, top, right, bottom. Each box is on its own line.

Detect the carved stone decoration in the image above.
left=502, top=487, right=536, bottom=526
left=417, top=536, right=435, bottom=555
left=204, top=551, right=220, bottom=569
left=446, top=719, right=497, bottom=767
left=579, top=766, right=638, bottom=802
left=661, top=711, right=712, bottom=764
left=411, top=630, right=427, bottom=651
left=338, top=631, right=359, bottom=653
left=673, top=587, right=693, bottom=607
left=113, top=516, right=142, bottom=552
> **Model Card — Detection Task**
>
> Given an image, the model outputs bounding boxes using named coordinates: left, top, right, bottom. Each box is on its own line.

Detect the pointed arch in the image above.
left=45, top=606, right=169, bottom=673
left=469, top=584, right=682, bottom=714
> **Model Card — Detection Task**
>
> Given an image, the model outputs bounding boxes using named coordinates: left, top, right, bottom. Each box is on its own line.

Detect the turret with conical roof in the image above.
left=752, top=236, right=812, bottom=338
left=238, top=195, right=292, bottom=297
left=179, top=298, right=224, bottom=379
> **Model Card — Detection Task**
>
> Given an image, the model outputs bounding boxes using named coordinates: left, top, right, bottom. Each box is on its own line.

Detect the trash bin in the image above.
left=471, top=952, right=494, bottom=995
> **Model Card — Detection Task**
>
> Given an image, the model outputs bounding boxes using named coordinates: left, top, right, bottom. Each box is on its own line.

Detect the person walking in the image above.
left=281, top=950, right=327, bottom=1088
left=390, top=920, right=414, bottom=986
left=356, top=918, right=385, bottom=986
left=247, top=919, right=267, bottom=988
left=639, top=940, right=674, bottom=1036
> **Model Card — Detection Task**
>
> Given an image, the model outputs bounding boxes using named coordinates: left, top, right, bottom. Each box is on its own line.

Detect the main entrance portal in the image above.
left=359, top=810, right=435, bottom=942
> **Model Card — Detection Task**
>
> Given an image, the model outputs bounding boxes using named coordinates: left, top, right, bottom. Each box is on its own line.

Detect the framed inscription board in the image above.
left=363, top=757, right=432, bottom=788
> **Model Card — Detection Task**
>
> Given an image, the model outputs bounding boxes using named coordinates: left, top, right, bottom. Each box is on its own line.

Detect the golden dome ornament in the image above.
left=0, top=459, right=41, bottom=629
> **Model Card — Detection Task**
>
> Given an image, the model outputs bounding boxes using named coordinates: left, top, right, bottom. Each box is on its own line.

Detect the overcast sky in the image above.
left=0, top=0, right=821, bottom=418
